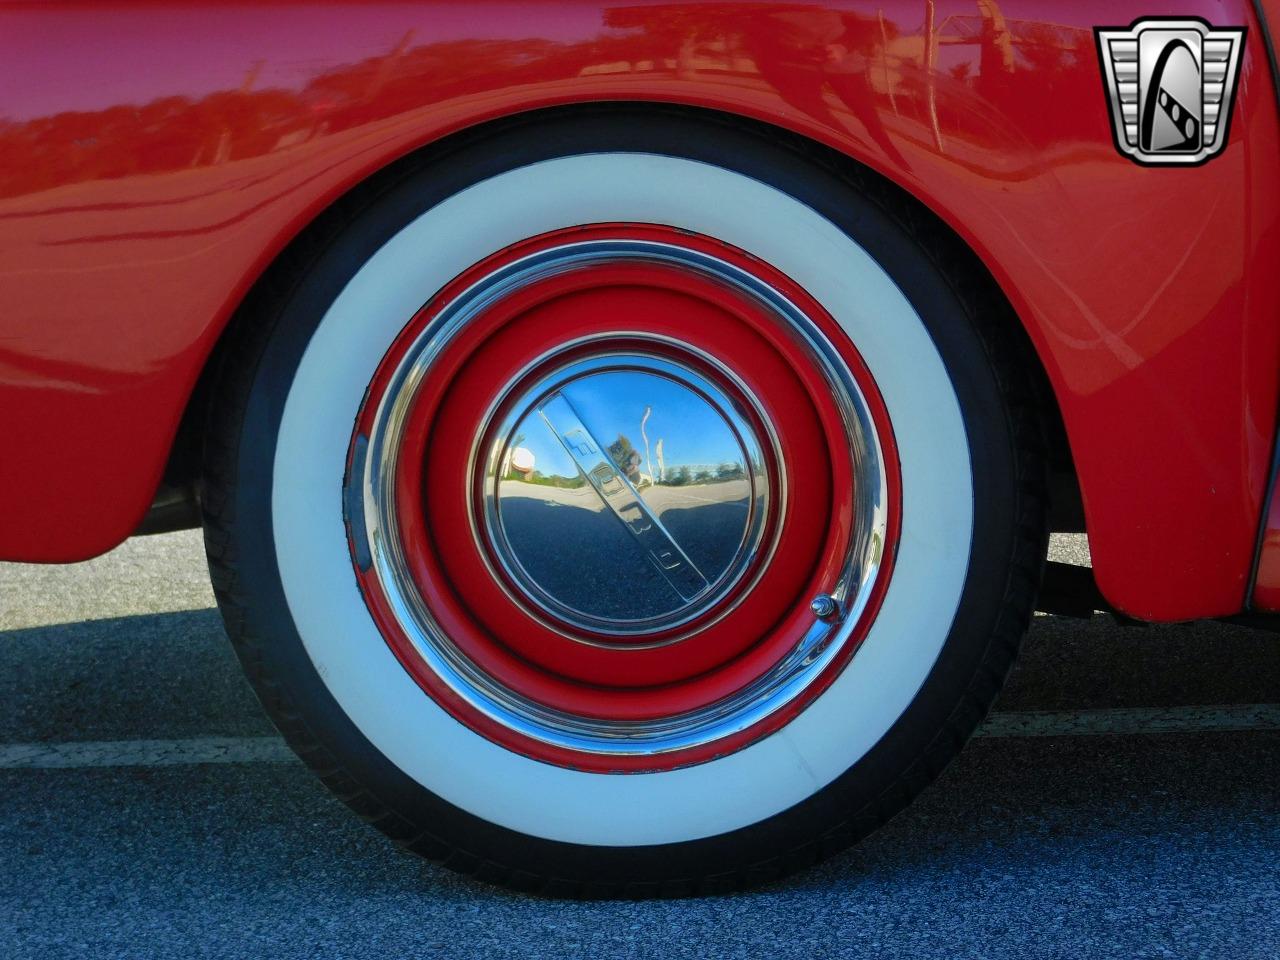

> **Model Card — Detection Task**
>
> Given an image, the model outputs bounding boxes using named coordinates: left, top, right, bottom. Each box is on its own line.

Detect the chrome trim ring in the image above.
left=352, top=238, right=890, bottom=758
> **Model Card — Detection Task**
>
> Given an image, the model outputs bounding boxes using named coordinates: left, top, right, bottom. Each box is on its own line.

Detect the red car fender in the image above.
left=1, top=1, right=1278, bottom=623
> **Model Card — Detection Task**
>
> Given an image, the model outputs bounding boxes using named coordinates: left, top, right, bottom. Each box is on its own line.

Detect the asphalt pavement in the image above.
left=1, top=532, right=1277, bottom=959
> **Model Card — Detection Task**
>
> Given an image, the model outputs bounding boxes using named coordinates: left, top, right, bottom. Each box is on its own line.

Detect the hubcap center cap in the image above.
left=481, top=352, right=772, bottom=639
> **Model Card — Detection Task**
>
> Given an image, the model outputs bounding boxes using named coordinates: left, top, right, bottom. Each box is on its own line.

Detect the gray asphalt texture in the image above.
left=1, top=532, right=1278, bottom=959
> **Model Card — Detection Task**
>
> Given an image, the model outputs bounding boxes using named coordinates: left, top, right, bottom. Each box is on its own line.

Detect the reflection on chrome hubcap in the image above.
left=483, top=354, right=772, bottom=638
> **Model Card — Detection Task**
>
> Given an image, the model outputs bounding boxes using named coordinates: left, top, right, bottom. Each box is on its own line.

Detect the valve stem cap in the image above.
left=810, top=594, right=839, bottom=619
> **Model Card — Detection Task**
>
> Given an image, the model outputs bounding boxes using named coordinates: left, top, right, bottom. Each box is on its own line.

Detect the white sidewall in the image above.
left=273, top=154, right=972, bottom=846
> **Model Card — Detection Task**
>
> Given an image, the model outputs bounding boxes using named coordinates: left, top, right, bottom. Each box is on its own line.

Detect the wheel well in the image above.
left=145, top=102, right=1082, bottom=536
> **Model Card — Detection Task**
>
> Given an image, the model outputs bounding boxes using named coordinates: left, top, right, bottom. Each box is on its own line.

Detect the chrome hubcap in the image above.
left=481, top=353, right=773, bottom=639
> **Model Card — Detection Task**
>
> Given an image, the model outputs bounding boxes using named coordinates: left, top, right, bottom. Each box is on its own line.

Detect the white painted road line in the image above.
left=975, top=704, right=1280, bottom=738
left=0, top=737, right=296, bottom=769
left=0, top=706, right=1278, bottom=770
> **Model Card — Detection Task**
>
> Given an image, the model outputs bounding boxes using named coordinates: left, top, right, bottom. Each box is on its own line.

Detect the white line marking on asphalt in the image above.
left=0, top=706, right=1277, bottom=769
left=0, top=737, right=296, bottom=769
left=974, top=704, right=1280, bottom=738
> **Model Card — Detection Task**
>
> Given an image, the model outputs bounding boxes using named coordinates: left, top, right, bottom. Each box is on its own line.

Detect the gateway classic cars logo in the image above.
left=1096, top=18, right=1246, bottom=166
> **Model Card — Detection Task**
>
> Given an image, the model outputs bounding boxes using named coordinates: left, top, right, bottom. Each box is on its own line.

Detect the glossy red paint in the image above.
left=350, top=224, right=900, bottom=770
left=1, top=2, right=1278, bottom=622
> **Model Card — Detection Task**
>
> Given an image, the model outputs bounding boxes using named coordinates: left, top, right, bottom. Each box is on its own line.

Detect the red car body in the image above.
left=2, top=0, right=1279, bottom=622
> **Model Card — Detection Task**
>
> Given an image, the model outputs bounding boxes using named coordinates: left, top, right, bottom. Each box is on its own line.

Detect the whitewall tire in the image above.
left=202, top=110, right=1046, bottom=895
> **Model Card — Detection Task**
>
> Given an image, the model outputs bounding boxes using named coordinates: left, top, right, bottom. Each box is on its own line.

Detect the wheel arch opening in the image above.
left=146, top=101, right=1081, bottom=542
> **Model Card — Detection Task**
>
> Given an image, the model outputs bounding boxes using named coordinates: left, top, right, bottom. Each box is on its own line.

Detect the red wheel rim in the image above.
left=347, top=224, right=900, bottom=772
